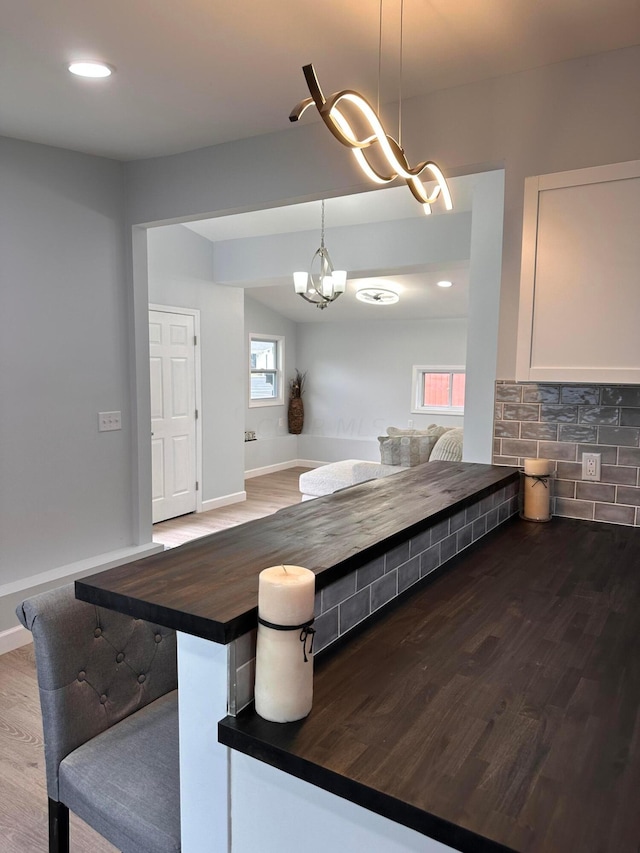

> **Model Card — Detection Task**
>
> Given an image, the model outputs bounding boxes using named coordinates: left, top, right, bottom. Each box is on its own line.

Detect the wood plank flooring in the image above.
left=0, top=468, right=307, bottom=851
left=153, top=466, right=309, bottom=548
left=0, top=644, right=118, bottom=852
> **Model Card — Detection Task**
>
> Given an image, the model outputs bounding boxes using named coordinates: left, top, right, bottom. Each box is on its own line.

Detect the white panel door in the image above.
left=150, top=310, right=197, bottom=523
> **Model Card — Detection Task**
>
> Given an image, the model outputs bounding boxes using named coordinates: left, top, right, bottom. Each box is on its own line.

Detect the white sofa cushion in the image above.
left=299, top=460, right=402, bottom=499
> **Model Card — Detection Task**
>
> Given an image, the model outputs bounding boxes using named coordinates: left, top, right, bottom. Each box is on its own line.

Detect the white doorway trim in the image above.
left=149, top=303, right=203, bottom=514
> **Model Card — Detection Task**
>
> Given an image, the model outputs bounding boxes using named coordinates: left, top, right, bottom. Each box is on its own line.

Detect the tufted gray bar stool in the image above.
left=16, top=583, right=180, bottom=853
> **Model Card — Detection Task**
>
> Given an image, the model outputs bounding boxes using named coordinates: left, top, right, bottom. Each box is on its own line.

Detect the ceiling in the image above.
left=183, top=178, right=475, bottom=323
left=2, top=1, right=639, bottom=161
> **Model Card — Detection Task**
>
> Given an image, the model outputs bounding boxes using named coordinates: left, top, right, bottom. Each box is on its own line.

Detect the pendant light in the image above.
left=293, top=200, right=346, bottom=310
left=289, top=1, right=452, bottom=216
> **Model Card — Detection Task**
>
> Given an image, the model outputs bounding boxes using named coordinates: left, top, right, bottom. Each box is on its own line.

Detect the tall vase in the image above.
left=288, top=397, right=304, bottom=434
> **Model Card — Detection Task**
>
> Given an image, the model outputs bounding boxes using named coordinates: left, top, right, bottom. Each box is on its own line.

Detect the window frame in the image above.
left=249, top=333, right=285, bottom=408
left=411, top=365, right=465, bottom=415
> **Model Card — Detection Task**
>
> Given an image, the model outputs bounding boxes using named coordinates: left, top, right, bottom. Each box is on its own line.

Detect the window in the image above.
left=411, top=366, right=465, bottom=414
left=249, top=334, right=284, bottom=406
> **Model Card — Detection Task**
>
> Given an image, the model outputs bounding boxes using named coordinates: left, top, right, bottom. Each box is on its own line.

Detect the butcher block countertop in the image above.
left=76, top=462, right=517, bottom=643
left=220, top=516, right=640, bottom=853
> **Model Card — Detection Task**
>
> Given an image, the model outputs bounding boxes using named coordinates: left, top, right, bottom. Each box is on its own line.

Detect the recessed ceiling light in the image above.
left=437, top=280, right=453, bottom=288
left=356, top=287, right=399, bottom=305
left=68, top=61, right=114, bottom=78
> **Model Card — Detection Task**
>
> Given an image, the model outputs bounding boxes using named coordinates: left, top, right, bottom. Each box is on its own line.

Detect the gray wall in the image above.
left=296, top=318, right=467, bottom=463
left=0, top=136, right=137, bottom=633
left=243, top=296, right=299, bottom=473
left=147, top=224, right=245, bottom=501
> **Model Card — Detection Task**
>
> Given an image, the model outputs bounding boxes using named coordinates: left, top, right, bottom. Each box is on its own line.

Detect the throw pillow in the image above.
left=378, top=434, right=440, bottom=467
left=429, top=428, right=464, bottom=462
left=386, top=424, right=452, bottom=437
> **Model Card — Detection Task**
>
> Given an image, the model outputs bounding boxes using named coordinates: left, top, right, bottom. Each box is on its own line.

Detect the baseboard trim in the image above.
left=0, top=625, right=31, bottom=655
left=0, top=543, right=164, bottom=600
left=200, top=491, right=246, bottom=513
left=0, top=542, right=164, bottom=643
left=245, top=459, right=324, bottom=479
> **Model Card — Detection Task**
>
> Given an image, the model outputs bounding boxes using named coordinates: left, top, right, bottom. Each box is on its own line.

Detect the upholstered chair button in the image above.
left=94, top=627, right=102, bottom=638
left=116, top=652, right=125, bottom=663
left=78, top=671, right=86, bottom=682
left=154, top=633, right=162, bottom=643
left=137, top=674, right=146, bottom=684
left=100, top=694, right=107, bottom=704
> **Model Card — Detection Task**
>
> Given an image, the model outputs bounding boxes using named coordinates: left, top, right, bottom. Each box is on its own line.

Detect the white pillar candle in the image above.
left=524, top=458, right=551, bottom=476
left=254, top=565, right=315, bottom=723
left=522, top=458, right=552, bottom=521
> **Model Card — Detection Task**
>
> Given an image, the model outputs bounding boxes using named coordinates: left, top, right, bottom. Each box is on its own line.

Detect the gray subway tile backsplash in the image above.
left=560, top=387, right=600, bottom=404
left=522, top=385, right=560, bottom=403
left=601, top=387, right=640, bottom=407
left=494, top=381, right=640, bottom=528
left=558, top=425, right=598, bottom=443
left=620, top=408, right=640, bottom=427
left=578, top=406, right=619, bottom=425
left=540, top=404, right=578, bottom=423
left=598, top=426, right=640, bottom=446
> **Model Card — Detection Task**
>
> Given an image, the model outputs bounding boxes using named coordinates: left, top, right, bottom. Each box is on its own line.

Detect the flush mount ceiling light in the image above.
left=68, top=61, right=114, bottom=78
left=355, top=286, right=400, bottom=305
left=289, top=1, right=452, bottom=216
left=293, top=200, right=346, bottom=310
left=437, top=280, right=453, bottom=288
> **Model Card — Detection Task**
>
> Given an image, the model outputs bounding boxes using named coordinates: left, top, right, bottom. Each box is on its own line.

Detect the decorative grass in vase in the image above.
left=288, top=370, right=306, bottom=434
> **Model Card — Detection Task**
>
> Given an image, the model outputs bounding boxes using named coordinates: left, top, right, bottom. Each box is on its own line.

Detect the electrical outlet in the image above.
left=408, top=419, right=414, bottom=428
left=581, top=452, right=601, bottom=481
left=98, top=411, right=121, bottom=432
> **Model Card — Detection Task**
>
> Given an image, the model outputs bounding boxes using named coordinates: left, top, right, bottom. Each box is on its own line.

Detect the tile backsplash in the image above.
left=493, top=381, right=640, bottom=526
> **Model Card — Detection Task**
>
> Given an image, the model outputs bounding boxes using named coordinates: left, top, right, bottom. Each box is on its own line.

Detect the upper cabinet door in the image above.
left=516, top=160, right=640, bottom=384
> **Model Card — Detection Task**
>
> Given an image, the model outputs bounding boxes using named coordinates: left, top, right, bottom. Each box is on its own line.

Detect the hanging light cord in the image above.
left=398, top=0, right=404, bottom=148
left=377, top=0, right=383, bottom=115
left=320, top=199, right=325, bottom=249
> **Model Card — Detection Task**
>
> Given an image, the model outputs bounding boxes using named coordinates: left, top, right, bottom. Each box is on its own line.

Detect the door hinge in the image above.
left=194, top=335, right=197, bottom=346
left=195, top=481, right=199, bottom=491
left=195, top=409, right=199, bottom=420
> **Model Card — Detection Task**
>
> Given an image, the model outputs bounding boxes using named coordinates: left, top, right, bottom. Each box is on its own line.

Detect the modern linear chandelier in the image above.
left=289, top=2, right=453, bottom=216
left=293, top=199, right=346, bottom=310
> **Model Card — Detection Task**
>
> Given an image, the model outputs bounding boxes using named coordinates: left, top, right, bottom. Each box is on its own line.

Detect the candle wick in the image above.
left=282, top=565, right=288, bottom=574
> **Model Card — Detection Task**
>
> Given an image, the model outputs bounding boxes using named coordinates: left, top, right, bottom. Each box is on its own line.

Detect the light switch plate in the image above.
left=98, top=411, right=122, bottom=432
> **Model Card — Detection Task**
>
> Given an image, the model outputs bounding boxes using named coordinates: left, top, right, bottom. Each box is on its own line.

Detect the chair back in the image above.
left=16, top=583, right=177, bottom=799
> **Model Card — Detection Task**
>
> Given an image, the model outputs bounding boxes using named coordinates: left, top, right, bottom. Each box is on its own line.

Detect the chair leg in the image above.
left=48, top=799, right=69, bottom=853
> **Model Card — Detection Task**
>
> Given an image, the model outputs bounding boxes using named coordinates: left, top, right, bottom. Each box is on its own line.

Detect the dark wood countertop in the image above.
left=75, top=462, right=517, bottom=643
left=220, top=517, right=640, bottom=853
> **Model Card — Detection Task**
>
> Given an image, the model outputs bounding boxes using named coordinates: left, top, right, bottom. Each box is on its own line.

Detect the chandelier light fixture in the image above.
left=293, top=200, right=347, bottom=310
left=289, top=1, right=452, bottom=216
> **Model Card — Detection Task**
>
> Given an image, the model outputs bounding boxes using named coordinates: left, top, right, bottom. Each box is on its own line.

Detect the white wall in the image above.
left=296, top=318, right=467, bottom=463
left=0, top=136, right=150, bottom=636
left=147, top=224, right=245, bottom=503
left=244, top=295, right=299, bottom=473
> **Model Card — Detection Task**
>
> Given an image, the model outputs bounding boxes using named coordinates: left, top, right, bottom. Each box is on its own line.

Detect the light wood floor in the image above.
left=0, top=468, right=308, bottom=851
left=153, top=466, right=309, bottom=548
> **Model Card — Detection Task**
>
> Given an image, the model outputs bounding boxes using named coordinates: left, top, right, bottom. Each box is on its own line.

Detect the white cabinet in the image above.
left=516, top=159, right=640, bottom=383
